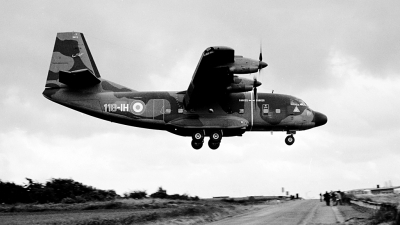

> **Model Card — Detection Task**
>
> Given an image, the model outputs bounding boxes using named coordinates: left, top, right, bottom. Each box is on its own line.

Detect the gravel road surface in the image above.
left=207, top=199, right=344, bottom=225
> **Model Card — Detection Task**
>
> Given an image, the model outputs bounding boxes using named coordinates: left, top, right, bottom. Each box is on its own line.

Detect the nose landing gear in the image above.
left=285, top=131, right=296, bottom=146
left=285, top=135, right=295, bottom=145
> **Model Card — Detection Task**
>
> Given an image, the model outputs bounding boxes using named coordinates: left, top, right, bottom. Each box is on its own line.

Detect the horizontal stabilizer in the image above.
left=59, top=69, right=100, bottom=87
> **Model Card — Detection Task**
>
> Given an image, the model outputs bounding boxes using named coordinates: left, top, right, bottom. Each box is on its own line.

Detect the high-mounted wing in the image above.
left=183, top=46, right=266, bottom=110
left=183, top=47, right=233, bottom=110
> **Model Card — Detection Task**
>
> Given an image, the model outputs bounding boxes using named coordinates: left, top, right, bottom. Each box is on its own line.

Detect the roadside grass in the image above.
left=0, top=198, right=189, bottom=213
left=351, top=194, right=400, bottom=225
left=355, top=194, right=400, bottom=205
left=0, top=198, right=252, bottom=225
left=79, top=205, right=219, bottom=225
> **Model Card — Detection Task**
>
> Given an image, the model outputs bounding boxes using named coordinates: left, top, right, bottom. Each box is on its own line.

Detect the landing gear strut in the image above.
left=285, top=131, right=296, bottom=146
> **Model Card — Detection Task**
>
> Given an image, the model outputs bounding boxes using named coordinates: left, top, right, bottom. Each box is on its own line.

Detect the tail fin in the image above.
left=46, top=32, right=101, bottom=88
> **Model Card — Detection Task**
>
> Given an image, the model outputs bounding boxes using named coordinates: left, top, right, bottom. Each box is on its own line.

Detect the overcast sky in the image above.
left=1, top=0, right=400, bottom=199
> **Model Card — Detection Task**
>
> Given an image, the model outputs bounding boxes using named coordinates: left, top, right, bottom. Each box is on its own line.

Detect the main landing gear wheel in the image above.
left=191, top=140, right=203, bottom=150
left=208, top=140, right=220, bottom=150
left=285, top=135, right=295, bottom=146
left=191, top=130, right=205, bottom=150
left=208, top=130, right=222, bottom=150
left=192, top=130, right=205, bottom=142
left=210, top=130, right=223, bottom=142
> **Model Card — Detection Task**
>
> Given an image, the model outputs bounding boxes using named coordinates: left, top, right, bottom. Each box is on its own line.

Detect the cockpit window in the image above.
left=290, top=98, right=307, bottom=106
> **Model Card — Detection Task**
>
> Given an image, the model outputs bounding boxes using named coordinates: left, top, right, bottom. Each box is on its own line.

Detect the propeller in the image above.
left=253, top=42, right=266, bottom=108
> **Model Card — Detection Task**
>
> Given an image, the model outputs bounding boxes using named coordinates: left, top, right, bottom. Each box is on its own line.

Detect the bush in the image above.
left=61, top=197, right=76, bottom=204
left=124, top=190, right=147, bottom=199
left=149, top=187, right=199, bottom=201
left=150, top=187, right=168, bottom=199
left=370, top=205, right=398, bottom=224
left=191, top=196, right=200, bottom=201
left=75, top=196, right=86, bottom=203
left=0, top=178, right=118, bottom=204
left=0, top=180, right=29, bottom=204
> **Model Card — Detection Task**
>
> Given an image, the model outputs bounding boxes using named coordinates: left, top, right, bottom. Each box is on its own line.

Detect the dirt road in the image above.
left=207, top=200, right=344, bottom=225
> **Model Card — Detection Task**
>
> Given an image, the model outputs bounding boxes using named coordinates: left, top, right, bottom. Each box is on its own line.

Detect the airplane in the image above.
left=43, top=32, right=327, bottom=150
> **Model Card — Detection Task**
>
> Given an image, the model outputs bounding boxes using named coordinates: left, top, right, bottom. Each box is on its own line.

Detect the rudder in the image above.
left=46, top=32, right=101, bottom=88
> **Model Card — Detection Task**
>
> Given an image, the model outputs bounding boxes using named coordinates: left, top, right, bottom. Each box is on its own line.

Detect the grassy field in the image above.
left=0, top=198, right=258, bottom=225
left=351, top=194, right=400, bottom=225
left=354, top=193, right=400, bottom=205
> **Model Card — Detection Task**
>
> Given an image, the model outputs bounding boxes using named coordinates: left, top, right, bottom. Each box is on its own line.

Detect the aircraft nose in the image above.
left=314, top=111, right=327, bottom=127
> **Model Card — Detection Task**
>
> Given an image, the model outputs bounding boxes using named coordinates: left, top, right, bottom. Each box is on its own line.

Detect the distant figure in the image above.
left=335, top=192, right=342, bottom=205
left=323, top=191, right=331, bottom=206
left=320, top=193, right=322, bottom=202
left=331, top=191, right=336, bottom=205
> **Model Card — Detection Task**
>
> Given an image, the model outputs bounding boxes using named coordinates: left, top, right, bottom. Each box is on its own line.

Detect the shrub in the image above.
left=370, top=205, right=398, bottom=224
left=124, top=190, right=147, bottom=199
left=75, top=196, right=86, bottom=203
left=61, top=197, right=76, bottom=204
left=150, top=187, right=168, bottom=199
left=0, top=180, right=29, bottom=204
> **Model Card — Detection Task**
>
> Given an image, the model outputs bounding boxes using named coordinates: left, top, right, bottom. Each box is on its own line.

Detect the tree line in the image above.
left=0, top=178, right=198, bottom=204
left=124, top=187, right=199, bottom=201
left=0, top=178, right=117, bottom=204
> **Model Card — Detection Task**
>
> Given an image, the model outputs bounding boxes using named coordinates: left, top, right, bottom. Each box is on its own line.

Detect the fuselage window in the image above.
left=262, top=104, right=269, bottom=114
left=290, top=98, right=307, bottom=106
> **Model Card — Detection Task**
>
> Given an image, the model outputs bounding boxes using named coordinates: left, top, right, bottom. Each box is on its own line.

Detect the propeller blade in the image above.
left=253, top=86, right=258, bottom=109
left=254, top=41, right=262, bottom=109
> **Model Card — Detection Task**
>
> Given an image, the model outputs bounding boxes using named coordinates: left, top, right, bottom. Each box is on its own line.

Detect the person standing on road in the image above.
left=335, top=191, right=342, bottom=205
left=331, top=191, right=336, bottom=206
left=320, top=193, right=322, bottom=202
left=323, top=191, right=331, bottom=206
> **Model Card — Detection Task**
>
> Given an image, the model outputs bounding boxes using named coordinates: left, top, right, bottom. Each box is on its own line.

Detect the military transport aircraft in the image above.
left=43, top=32, right=327, bottom=150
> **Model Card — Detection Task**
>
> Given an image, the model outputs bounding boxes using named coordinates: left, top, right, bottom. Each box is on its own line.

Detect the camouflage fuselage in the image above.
left=44, top=32, right=327, bottom=148
left=43, top=79, right=320, bottom=137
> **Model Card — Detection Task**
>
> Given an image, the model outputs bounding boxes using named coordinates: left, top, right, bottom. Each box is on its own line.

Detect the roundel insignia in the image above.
left=130, top=100, right=146, bottom=115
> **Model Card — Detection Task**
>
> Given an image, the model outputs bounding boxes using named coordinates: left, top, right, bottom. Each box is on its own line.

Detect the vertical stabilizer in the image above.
left=46, top=32, right=101, bottom=88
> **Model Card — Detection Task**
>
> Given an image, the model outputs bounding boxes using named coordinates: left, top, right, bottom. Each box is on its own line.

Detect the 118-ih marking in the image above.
left=104, top=104, right=129, bottom=112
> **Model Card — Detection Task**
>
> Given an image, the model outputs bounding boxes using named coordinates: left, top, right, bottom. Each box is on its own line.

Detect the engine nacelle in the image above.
left=226, top=84, right=254, bottom=93
left=216, top=56, right=267, bottom=75
left=229, top=66, right=258, bottom=74
left=226, top=76, right=261, bottom=93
